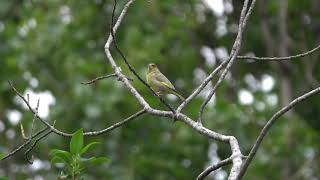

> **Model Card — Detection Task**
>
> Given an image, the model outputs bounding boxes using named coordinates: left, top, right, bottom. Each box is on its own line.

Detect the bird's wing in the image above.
left=155, top=72, right=175, bottom=89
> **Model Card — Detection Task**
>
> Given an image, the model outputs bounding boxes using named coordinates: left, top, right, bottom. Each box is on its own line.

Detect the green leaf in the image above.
left=70, top=129, right=84, bottom=155
left=0, top=177, right=10, bottom=180
left=50, top=156, right=67, bottom=165
left=80, top=157, right=110, bottom=169
left=0, top=153, right=5, bottom=160
left=49, top=149, right=72, bottom=164
left=80, top=142, right=100, bottom=155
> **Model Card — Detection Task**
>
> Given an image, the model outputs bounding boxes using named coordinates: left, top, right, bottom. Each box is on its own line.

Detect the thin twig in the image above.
left=20, top=124, right=28, bottom=140
left=25, top=121, right=56, bottom=164
left=28, top=99, right=39, bottom=141
left=110, top=0, right=175, bottom=113
left=197, top=157, right=233, bottom=180
left=237, top=86, right=320, bottom=179
left=237, top=44, right=320, bottom=61
left=81, top=73, right=133, bottom=85
left=0, top=127, right=48, bottom=161
left=84, top=109, right=146, bottom=136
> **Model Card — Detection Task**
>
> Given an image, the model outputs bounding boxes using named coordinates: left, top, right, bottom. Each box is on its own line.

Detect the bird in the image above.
left=146, top=63, right=185, bottom=101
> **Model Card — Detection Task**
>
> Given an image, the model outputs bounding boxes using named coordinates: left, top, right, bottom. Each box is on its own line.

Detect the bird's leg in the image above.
left=155, top=91, right=162, bottom=98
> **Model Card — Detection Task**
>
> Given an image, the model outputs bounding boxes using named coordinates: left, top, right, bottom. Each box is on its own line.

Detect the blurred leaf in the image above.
left=80, top=142, right=100, bottom=155
left=49, top=149, right=72, bottom=164
left=80, top=157, right=110, bottom=170
left=0, top=153, right=5, bottom=160
left=70, top=129, right=84, bottom=155
left=51, top=156, right=67, bottom=165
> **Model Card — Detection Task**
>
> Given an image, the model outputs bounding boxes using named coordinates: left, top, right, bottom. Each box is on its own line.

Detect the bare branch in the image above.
left=237, top=44, right=320, bottom=61
left=83, top=109, right=146, bottom=136
left=20, top=124, right=28, bottom=140
left=102, top=1, right=246, bottom=179
left=197, top=157, right=233, bottom=180
left=1, top=127, right=48, bottom=161
left=109, top=0, right=176, bottom=113
left=198, top=0, right=257, bottom=124
left=237, top=86, right=320, bottom=179
left=177, top=63, right=224, bottom=113
left=81, top=73, right=133, bottom=85
left=25, top=121, right=56, bottom=164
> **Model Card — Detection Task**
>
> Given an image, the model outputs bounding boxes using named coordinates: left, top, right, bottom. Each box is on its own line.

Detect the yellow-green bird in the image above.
left=146, top=63, right=185, bottom=101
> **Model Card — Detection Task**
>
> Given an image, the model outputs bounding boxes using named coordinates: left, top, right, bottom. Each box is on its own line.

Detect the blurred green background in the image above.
left=0, top=0, right=319, bottom=179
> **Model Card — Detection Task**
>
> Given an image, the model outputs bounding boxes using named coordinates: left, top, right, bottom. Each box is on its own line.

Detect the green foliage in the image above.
left=0, top=0, right=320, bottom=179
left=0, top=153, right=5, bottom=161
left=50, top=129, right=110, bottom=179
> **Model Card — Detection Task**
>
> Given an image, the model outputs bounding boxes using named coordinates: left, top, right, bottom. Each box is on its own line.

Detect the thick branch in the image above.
left=237, top=86, right=320, bottom=179
left=102, top=1, right=245, bottom=179
left=110, top=0, right=175, bottom=113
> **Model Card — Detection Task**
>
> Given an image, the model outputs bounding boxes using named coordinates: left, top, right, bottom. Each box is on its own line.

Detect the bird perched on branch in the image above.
left=146, top=63, right=185, bottom=101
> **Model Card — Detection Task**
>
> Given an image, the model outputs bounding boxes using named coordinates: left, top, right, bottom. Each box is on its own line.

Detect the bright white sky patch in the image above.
left=215, top=171, right=228, bottom=180
left=200, top=46, right=216, bottom=68
left=59, top=5, right=73, bottom=24
left=224, top=0, right=234, bottom=14
left=244, top=74, right=260, bottom=92
left=265, top=94, right=278, bottom=107
left=0, top=120, right=5, bottom=132
left=30, top=159, right=45, bottom=171
left=261, top=74, right=275, bottom=92
left=15, top=88, right=56, bottom=118
left=214, top=47, right=229, bottom=62
left=203, top=0, right=224, bottom=16
left=238, top=89, right=254, bottom=105
left=6, top=110, right=22, bottom=125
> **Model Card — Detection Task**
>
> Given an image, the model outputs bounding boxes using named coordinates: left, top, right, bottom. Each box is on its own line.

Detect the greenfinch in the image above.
left=146, top=63, right=185, bottom=101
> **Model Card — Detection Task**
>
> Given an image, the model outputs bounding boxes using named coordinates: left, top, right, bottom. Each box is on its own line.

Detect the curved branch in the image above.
left=196, top=157, right=233, bottom=180
left=198, top=0, right=257, bottom=124
left=237, top=86, right=320, bottom=179
left=237, top=44, right=320, bottom=61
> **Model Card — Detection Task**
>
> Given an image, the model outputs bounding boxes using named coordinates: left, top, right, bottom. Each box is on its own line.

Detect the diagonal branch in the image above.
left=8, top=81, right=146, bottom=137
left=198, top=0, right=257, bottom=124
left=0, top=127, right=48, bottom=161
left=237, top=44, right=320, bottom=61
left=102, top=1, right=245, bottom=179
left=237, top=86, right=320, bottom=179
left=196, top=157, right=233, bottom=180
left=110, top=0, right=175, bottom=113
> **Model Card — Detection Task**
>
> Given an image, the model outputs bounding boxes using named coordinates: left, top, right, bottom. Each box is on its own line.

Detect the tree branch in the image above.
left=110, top=0, right=175, bottom=113
left=237, top=44, right=320, bottom=61
left=196, top=157, right=233, bottom=180
left=1, top=127, right=48, bottom=161
left=198, top=0, right=257, bottom=124
left=81, top=73, right=133, bottom=85
left=103, top=1, right=245, bottom=179
left=237, top=86, right=320, bottom=179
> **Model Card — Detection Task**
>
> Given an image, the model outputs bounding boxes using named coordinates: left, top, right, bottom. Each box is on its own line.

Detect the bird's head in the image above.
left=148, top=63, right=159, bottom=73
